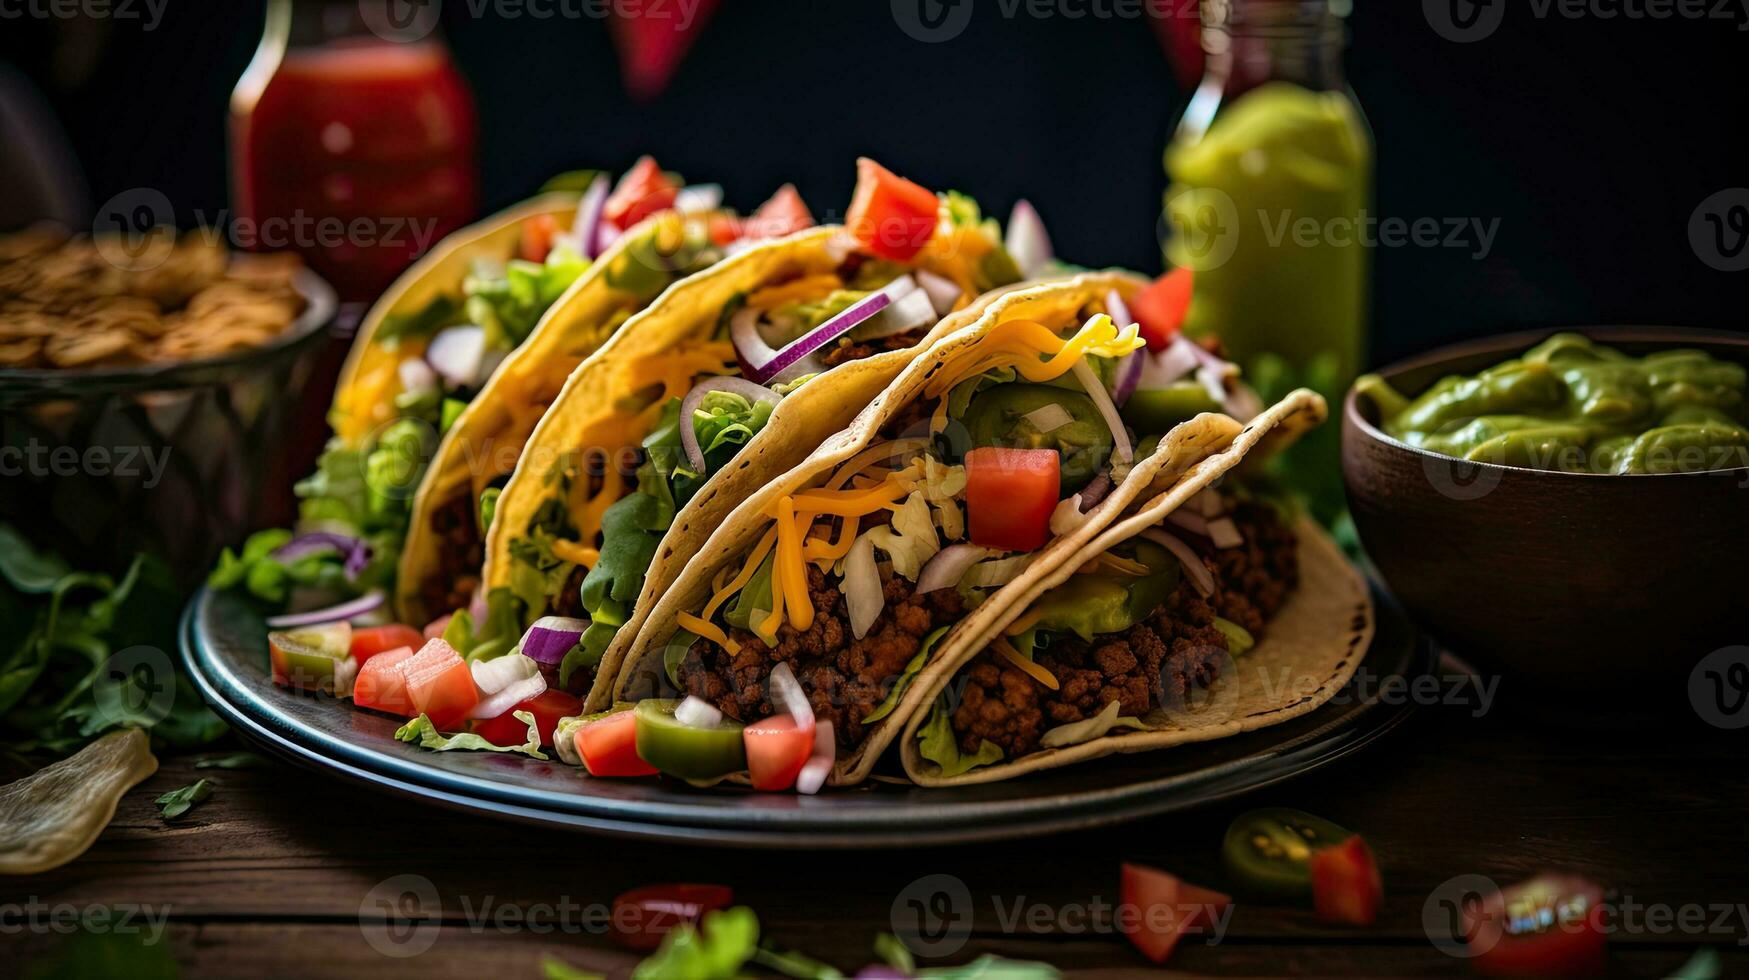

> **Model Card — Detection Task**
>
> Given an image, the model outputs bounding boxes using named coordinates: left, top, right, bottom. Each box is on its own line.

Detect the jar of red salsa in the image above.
left=230, top=0, right=479, bottom=302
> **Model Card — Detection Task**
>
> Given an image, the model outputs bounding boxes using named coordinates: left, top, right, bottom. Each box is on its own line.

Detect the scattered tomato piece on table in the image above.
left=1309, top=834, right=1384, bottom=926
left=1120, top=862, right=1232, bottom=964
left=1465, top=874, right=1607, bottom=978
left=610, top=883, right=735, bottom=951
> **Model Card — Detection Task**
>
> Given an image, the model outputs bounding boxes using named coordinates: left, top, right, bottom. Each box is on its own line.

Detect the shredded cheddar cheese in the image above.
left=678, top=612, right=737, bottom=654
left=994, top=636, right=1060, bottom=691
left=550, top=539, right=600, bottom=569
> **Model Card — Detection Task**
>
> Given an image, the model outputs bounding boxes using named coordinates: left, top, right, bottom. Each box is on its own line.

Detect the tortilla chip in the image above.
left=0, top=729, right=158, bottom=875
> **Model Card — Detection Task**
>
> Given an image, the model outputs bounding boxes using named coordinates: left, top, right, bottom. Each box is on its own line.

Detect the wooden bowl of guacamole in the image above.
left=1342, top=328, right=1749, bottom=699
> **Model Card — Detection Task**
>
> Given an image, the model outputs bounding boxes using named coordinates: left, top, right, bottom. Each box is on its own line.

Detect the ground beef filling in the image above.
left=820, top=326, right=927, bottom=367
left=676, top=566, right=965, bottom=754
left=419, top=494, right=483, bottom=618
left=953, top=502, right=1299, bottom=761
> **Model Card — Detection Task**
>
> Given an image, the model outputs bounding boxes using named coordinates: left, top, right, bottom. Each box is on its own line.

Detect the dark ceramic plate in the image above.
left=182, top=582, right=1429, bottom=848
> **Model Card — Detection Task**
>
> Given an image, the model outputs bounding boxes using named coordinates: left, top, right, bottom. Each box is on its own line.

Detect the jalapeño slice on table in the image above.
left=1221, top=807, right=1357, bottom=901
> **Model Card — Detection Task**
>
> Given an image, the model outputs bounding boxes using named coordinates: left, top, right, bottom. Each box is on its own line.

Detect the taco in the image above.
left=469, top=160, right=1029, bottom=705
left=210, top=159, right=802, bottom=614
left=598, top=272, right=1292, bottom=788
left=895, top=391, right=1367, bottom=786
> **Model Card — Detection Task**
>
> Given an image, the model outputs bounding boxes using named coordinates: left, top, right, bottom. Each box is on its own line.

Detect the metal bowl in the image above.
left=0, top=269, right=337, bottom=582
left=1341, top=327, right=1749, bottom=700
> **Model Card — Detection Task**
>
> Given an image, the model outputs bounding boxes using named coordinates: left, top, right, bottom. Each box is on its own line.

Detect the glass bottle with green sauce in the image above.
left=1165, top=0, right=1373, bottom=388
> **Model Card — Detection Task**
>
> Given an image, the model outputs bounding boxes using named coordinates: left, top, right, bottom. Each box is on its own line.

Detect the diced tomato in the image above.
left=610, top=884, right=734, bottom=952
left=707, top=213, right=744, bottom=247
left=1310, top=834, right=1384, bottom=926
left=350, top=624, right=424, bottom=666
left=845, top=157, right=938, bottom=262
left=742, top=183, right=814, bottom=241
left=577, top=710, right=659, bottom=777
left=399, top=639, right=478, bottom=730
left=1466, top=875, right=1607, bottom=978
left=519, top=213, right=560, bottom=263
left=965, top=447, right=1061, bottom=552
left=473, top=688, right=582, bottom=748
left=1131, top=267, right=1195, bottom=351
left=422, top=614, right=452, bottom=641
left=1119, top=862, right=1232, bottom=964
left=353, top=645, right=419, bottom=716
left=605, top=156, right=680, bottom=229
left=742, top=715, right=815, bottom=792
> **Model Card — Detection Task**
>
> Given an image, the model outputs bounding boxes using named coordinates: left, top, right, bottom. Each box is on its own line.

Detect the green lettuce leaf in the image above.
left=633, top=907, right=760, bottom=980
left=915, top=696, right=1003, bottom=778
left=395, top=710, right=548, bottom=760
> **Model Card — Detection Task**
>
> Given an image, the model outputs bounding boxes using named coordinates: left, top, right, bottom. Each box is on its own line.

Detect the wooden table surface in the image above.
left=4, top=661, right=1746, bottom=978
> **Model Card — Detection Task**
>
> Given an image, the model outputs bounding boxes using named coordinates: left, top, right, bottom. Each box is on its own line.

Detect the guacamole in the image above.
left=1355, top=333, right=1749, bottom=474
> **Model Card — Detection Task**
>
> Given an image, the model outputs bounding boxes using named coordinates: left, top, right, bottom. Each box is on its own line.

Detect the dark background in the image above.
left=1, top=0, right=1743, bottom=365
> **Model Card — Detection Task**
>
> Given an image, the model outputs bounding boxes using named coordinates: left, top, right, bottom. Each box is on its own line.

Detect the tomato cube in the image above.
left=577, top=710, right=658, bottom=777
left=519, top=213, right=559, bottom=263
left=350, top=624, right=424, bottom=665
left=473, top=688, right=582, bottom=748
left=845, top=158, right=939, bottom=262
left=742, top=715, right=815, bottom=792
left=1310, top=834, right=1384, bottom=926
left=1119, top=862, right=1231, bottom=964
left=965, top=447, right=1062, bottom=552
left=605, top=156, right=679, bottom=229
left=610, top=884, right=734, bottom=952
left=353, top=645, right=419, bottom=717
left=743, top=183, right=814, bottom=241
left=1131, top=267, right=1195, bottom=351
left=400, top=639, right=478, bottom=730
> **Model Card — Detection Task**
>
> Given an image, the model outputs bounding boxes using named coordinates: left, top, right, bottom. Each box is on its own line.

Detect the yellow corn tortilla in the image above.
left=611, top=274, right=1260, bottom=785
left=480, top=226, right=1018, bottom=704
left=396, top=209, right=756, bottom=624
left=897, top=391, right=1369, bottom=786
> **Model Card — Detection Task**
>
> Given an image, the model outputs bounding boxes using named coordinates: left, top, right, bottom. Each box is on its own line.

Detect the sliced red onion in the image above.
left=271, top=532, right=372, bottom=580
left=1167, top=509, right=1209, bottom=537
left=1112, top=348, right=1145, bottom=407
left=1207, top=517, right=1245, bottom=550
left=916, top=543, right=994, bottom=594
left=675, top=695, right=724, bottom=729
left=1106, top=289, right=1134, bottom=329
left=469, top=653, right=545, bottom=720
left=1005, top=199, right=1053, bottom=278
left=768, top=662, right=814, bottom=731
left=595, top=220, right=621, bottom=256
left=795, top=719, right=835, bottom=795
left=1141, top=529, right=1215, bottom=597
left=1197, top=365, right=1234, bottom=407
left=1079, top=470, right=1114, bottom=510
left=427, top=325, right=487, bottom=389
left=520, top=615, right=589, bottom=666
left=678, top=376, right=782, bottom=473
left=1140, top=339, right=1202, bottom=390
left=675, top=184, right=722, bottom=214
left=1071, top=360, right=1132, bottom=464
left=398, top=358, right=438, bottom=398
left=266, top=590, right=385, bottom=629
left=575, top=175, right=610, bottom=259
left=914, top=269, right=962, bottom=316
left=1022, top=403, right=1073, bottom=435
left=734, top=291, right=890, bottom=385
left=843, top=535, right=883, bottom=640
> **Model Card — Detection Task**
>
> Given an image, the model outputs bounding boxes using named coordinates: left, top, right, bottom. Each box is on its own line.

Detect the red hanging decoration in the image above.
left=609, top=0, right=721, bottom=102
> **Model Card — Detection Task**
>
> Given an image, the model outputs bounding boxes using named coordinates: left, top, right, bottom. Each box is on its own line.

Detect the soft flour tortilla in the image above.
left=397, top=210, right=759, bottom=623
left=329, top=193, right=580, bottom=450
left=897, top=391, right=1371, bottom=787
left=479, top=227, right=1022, bottom=708
left=612, top=273, right=1264, bottom=785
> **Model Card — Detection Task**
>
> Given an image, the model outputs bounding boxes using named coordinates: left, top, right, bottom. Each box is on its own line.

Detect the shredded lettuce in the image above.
left=395, top=710, right=547, bottom=760
left=375, top=293, right=461, bottom=346
left=862, top=491, right=940, bottom=581
left=725, top=552, right=776, bottom=635
left=465, top=245, right=590, bottom=351
left=916, top=696, right=1004, bottom=777
left=1213, top=616, right=1256, bottom=656
left=632, top=906, right=760, bottom=980
left=863, top=626, right=950, bottom=724
left=1038, top=700, right=1146, bottom=749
